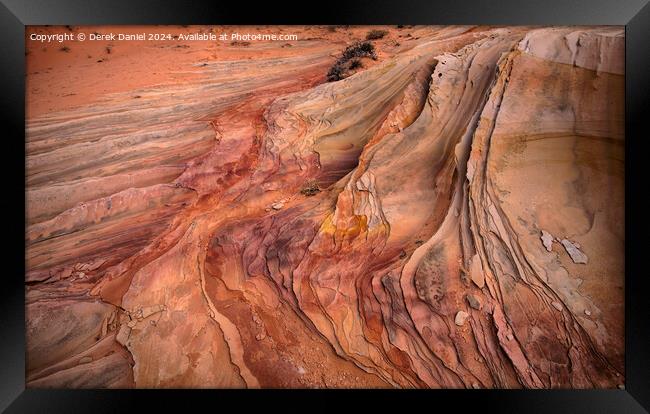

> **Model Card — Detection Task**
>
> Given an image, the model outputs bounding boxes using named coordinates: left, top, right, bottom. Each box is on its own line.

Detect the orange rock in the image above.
left=25, top=25, right=624, bottom=389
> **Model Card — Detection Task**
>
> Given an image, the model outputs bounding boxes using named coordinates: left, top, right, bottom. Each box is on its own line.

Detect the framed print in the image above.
left=1, top=0, right=649, bottom=412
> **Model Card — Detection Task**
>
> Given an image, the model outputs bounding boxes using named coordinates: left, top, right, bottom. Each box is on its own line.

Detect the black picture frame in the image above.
left=2, top=0, right=649, bottom=412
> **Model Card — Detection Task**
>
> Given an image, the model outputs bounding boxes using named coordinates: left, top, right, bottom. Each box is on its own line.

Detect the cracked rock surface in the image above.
left=26, top=25, right=624, bottom=388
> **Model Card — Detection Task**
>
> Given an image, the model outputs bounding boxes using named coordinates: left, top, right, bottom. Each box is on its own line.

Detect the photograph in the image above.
left=24, top=24, right=625, bottom=389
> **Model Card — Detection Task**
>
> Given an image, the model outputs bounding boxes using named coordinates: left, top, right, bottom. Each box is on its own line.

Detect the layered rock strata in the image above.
left=25, top=25, right=624, bottom=389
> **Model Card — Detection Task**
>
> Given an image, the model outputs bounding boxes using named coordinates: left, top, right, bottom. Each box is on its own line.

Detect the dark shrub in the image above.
left=300, top=180, right=321, bottom=196
left=326, top=61, right=345, bottom=82
left=326, top=42, right=376, bottom=82
left=341, top=41, right=376, bottom=60
left=366, top=29, right=388, bottom=40
left=348, top=59, right=363, bottom=70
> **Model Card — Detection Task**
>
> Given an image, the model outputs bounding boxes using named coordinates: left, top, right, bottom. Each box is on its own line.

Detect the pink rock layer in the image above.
left=25, top=25, right=624, bottom=389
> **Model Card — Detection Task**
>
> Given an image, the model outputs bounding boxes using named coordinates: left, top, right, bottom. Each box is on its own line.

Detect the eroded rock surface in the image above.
left=26, top=25, right=624, bottom=389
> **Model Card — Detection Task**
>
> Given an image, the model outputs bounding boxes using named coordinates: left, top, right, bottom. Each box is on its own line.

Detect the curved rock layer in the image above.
left=25, top=25, right=624, bottom=389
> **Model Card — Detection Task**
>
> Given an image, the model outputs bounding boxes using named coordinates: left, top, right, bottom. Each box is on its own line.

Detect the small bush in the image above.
left=300, top=180, right=321, bottom=197
left=327, top=62, right=345, bottom=82
left=341, top=41, right=376, bottom=60
left=348, top=59, right=363, bottom=70
left=326, top=42, right=376, bottom=82
left=366, top=29, right=388, bottom=40
left=327, top=25, right=349, bottom=32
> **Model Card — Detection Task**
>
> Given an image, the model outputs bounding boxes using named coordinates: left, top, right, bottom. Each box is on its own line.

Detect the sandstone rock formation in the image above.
left=25, top=25, right=624, bottom=389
